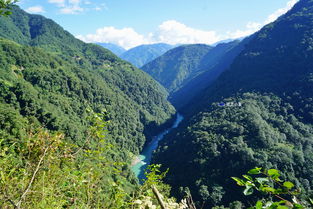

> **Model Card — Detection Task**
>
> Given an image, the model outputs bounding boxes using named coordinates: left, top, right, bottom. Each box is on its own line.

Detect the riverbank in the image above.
left=131, top=113, right=184, bottom=180
left=131, top=156, right=141, bottom=166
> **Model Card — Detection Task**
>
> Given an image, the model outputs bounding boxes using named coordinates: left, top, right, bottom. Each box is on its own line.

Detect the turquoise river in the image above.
left=131, top=113, right=184, bottom=180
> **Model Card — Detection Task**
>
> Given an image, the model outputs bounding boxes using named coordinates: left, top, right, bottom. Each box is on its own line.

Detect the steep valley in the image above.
left=0, top=0, right=313, bottom=208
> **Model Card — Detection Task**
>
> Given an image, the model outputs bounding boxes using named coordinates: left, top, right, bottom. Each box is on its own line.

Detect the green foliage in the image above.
left=0, top=0, right=18, bottom=16
left=0, top=110, right=185, bottom=208
left=0, top=6, right=178, bottom=208
left=142, top=44, right=213, bottom=93
left=186, top=0, right=313, bottom=120
left=232, top=168, right=311, bottom=209
left=0, top=112, right=134, bottom=208
left=154, top=93, right=313, bottom=208
left=169, top=40, right=246, bottom=109
left=0, top=6, right=175, bottom=155
left=153, top=0, right=313, bottom=208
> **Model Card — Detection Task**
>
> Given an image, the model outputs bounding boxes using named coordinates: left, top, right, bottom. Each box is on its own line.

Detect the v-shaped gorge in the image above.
left=1, top=0, right=313, bottom=208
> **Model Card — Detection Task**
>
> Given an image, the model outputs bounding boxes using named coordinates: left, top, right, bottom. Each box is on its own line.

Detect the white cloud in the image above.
left=26, top=6, right=45, bottom=13
left=48, top=0, right=65, bottom=7
left=69, top=0, right=80, bottom=4
left=77, top=0, right=299, bottom=48
left=227, top=0, right=299, bottom=39
left=60, top=5, right=83, bottom=14
left=265, top=0, right=298, bottom=24
left=227, top=22, right=262, bottom=39
left=77, top=20, right=220, bottom=49
left=76, top=27, right=148, bottom=49
left=152, top=20, right=220, bottom=45
left=60, top=0, right=84, bottom=14
left=48, top=0, right=97, bottom=14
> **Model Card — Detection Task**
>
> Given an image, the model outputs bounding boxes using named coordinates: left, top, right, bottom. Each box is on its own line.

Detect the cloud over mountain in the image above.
left=76, top=0, right=299, bottom=48
left=227, top=0, right=299, bottom=39
left=25, top=5, right=45, bottom=13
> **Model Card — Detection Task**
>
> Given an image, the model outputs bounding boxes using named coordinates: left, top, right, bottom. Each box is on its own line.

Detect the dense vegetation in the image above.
left=154, top=0, right=313, bottom=208
left=2, top=0, right=313, bottom=208
left=142, top=44, right=212, bottom=93
left=96, top=42, right=126, bottom=56
left=120, top=43, right=174, bottom=68
left=141, top=41, right=244, bottom=108
left=232, top=167, right=310, bottom=208
left=155, top=93, right=313, bottom=208
left=0, top=0, right=17, bottom=16
left=0, top=5, right=182, bottom=208
left=0, top=109, right=191, bottom=208
left=0, top=6, right=175, bottom=156
left=169, top=40, right=248, bottom=109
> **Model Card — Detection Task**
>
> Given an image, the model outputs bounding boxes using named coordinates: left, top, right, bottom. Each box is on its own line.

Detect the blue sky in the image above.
left=18, top=0, right=298, bottom=49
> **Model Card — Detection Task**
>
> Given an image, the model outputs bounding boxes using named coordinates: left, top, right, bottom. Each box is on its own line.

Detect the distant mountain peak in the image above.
left=120, top=43, right=175, bottom=68
left=96, top=42, right=126, bottom=56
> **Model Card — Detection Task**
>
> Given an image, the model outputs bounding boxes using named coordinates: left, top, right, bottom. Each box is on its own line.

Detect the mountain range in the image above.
left=141, top=40, right=248, bottom=109
left=120, top=43, right=175, bottom=68
left=153, top=0, right=313, bottom=207
left=1, top=0, right=313, bottom=208
left=97, top=42, right=175, bottom=68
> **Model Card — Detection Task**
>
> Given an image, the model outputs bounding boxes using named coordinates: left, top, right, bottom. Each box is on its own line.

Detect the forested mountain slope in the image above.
left=169, top=40, right=248, bottom=109
left=0, top=6, right=181, bottom=208
left=120, top=43, right=174, bottom=68
left=141, top=41, right=243, bottom=101
left=0, top=6, right=175, bottom=156
left=154, top=0, right=313, bottom=208
left=141, top=44, right=213, bottom=93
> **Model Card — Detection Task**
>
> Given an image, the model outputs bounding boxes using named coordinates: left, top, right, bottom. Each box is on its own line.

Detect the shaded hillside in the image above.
left=142, top=44, right=213, bottom=92
left=141, top=41, right=244, bottom=102
left=153, top=0, right=313, bottom=208
left=169, top=40, right=248, bottom=109
left=120, top=43, right=174, bottom=68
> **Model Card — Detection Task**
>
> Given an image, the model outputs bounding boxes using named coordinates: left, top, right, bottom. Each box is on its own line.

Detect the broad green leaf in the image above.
left=276, top=206, right=288, bottom=209
left=293, top=203, right=304, bottom=209
left=283, top=181, right=294, bottom=189
left=231, top=177, right=246, bottom=186
left=255, top=200, right=263, bottom=209
left=278, top=200, right=287, bottom=204
left=269, top=202, right=280, bottom=208
left=248, top=167, right=262, bottom=175
left=267, top=169, right=280, bottom=177
left=243, top=175, right=253, bottom=181
left=309, top=198, right=313, bottom=205
left=291, top=190, right=301, bottom=195
left=261, top=186, right=276, bottom=193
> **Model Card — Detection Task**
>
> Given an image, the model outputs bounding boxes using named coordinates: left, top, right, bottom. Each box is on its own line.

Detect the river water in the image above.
left=131, top=113, right=184, bottom=180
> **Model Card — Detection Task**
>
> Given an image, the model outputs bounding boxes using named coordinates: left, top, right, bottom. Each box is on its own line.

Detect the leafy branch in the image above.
left=16, top=143, right=51, bottom=208
left=0, top=0, right=18, bottom=16
left=232, top=168, right=308, bottom=209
